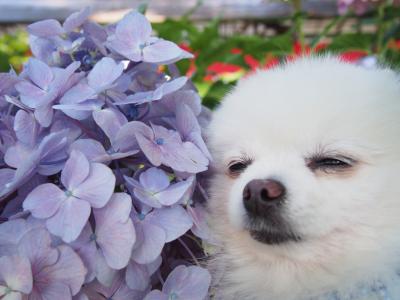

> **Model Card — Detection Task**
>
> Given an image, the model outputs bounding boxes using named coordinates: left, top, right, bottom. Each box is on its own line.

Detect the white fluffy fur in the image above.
left=206, top=56, right=400, bottom=299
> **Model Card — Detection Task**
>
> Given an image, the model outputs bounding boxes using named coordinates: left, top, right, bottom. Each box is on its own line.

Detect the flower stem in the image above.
left=292, top=0, right=305, bottom=48
left=375, top=0, right=391, bottom=55
left=178, top=238, right=201, bottom=266
left=310, top=13, right=348, bottom=50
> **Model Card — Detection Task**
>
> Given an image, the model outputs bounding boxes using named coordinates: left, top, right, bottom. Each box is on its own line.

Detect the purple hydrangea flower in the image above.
left=106, top=11, right=192, bottom=64
left=131, top=206, right=192, bottom=264
left=54, top=57, right=124, bottom=120
left=0, top=255, right=33, bottom=299
left=117, top=76, right=188, bottom=105
left=23, top=150, right=116, bottom=242
left=0, top=7, right=212, bottom=299
left=125, top=257, right=162, bottom=291
left=28, top=7, right=91, bottom=38
left=82, top=273, right=147, bottom=300
left=0, top=71, right=19, bottom=110
left=28, top=7, right=91, bottom=65
left=176, top=104, right=212, bottom=160
left=69, top=107, right=140, bottom=162
left=15, top=58, right=80, bottom=126
left=187, top=204, right=213, bottom=241
left=71, top=193, right=135, bottom=285
left=124, top=167, right=194, bottom=208
left=144, top=265, right=211, bottom=300
left=122, top=121, right=208, bottom=173
left=1, top=129, right=70, bottom=199
left=0, top=219, right=86, bottom=299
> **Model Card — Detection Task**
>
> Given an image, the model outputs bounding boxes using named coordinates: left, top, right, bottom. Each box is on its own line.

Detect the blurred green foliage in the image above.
left=1, top=4, right=400, bottom=108
left=153, top=5, right=400, bottom=107
left=0, top=30, right=29, bottom=72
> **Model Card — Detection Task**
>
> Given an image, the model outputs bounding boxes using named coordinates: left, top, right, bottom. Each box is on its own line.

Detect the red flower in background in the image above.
left=244, top=54, right=260, bottom=71
left=339, top=50, right=368, bottom=62
left=204, top=62, right=244, bottom=82
left=230, top=48, right=243, bottom=55
left=195, top=41, right=368, bottom=84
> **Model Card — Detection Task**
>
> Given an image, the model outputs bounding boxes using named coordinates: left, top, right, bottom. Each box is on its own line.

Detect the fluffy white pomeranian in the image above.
left=206, top=56, right=400, bottom=300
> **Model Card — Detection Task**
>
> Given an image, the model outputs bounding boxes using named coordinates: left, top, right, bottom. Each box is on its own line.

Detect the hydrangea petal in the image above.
left=61, top=150, right=90, bottom=190
left=135, top=132, right=162, bottom=166
left=0, top=255, right=32, bottom=294
left=148, top=206, right=192, bottom=242
left=156, top=180, right=194, bottom=206
left=30, top=282, right=70, bottom=300
left=94, top=193, right=135, bottom=269
left=178, top=141, right=209, bottom=173
left=34, top=103, right=54, bottom=127
left=143, top=40, right=184, bottom=64
left=53, top=100, right=103, bottom=120
left=14, top=110, right=38, bottom=147
left=70, top=224, right=97, bottom=283
left=69, top=139, right=109, bottom=163
left=144, top=290, right=168, bottom=300
left=87, top=57, right=124, bottom=92
left=187, top=205, right=211, bottom=240
left=4, top=143, right=32, bottom=169
left=95, top=252, right=118, bottom=287
left=0, top=168, right=16, bottom=198
left=114, top=121, right=147, bottom=152
left=161, top=90, right=202, bottom=116
left=121, top=77, right=188, bottom=105
left=153, top=77, right=187, bottom=100
left=46, top=196, right=91, bottom=242
left=140, top=167, right=170, bottom=192
left=131, top=222, right=166, bottom=264
left=176, top=104, right=212, bottom=160
left=17, top=228, right=60, bottom=280
left=15, top=81, right=47, bottom=108
left=106, top=38, right=142, bottom=62
left=45, top=245, right=86, bottom=295
left=38, top=130, right=68, bottom=164
left=59, top=82, right=96, bottom=105
left=73, top=163, right=115, bottom=208
left=27, top=19, right=65, bottom=37
left=92, top=108, right=127, bottom=144
left=133, top=189, right=162, bottom=208
left=26, top=58, right=54, bottom=90
left=116, top=11, right=151, bottom=45
left=163, top=265, right=211, bottom=300
left=2, top=291, right=22, bottom=300
left=63, top=7, right=91, bottom=32
left=123, top=176, right=143, bottom=191
left=108, top=150, right=139, bottom=161
left=23, top=183, right=66, bottom=219
left=125, top=261, right=149, bottom=291
left=28, top=36, right=54, bottom=65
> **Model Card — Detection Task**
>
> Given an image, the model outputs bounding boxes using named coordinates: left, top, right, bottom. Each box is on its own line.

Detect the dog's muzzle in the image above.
left=242, top=179, right=300, bottom=245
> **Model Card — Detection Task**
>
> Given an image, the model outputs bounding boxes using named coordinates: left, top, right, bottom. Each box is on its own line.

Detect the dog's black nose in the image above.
left=243, top=179, right=285, bottom=215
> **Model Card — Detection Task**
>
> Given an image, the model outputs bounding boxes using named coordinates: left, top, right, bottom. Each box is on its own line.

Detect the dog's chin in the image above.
left=244, top=213, right=301, bottom=245
left=249, top=229, right=301, bottom=245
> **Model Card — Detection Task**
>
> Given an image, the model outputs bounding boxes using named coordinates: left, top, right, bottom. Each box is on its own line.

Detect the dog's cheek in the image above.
left=207, top=174, right=237, bottom=232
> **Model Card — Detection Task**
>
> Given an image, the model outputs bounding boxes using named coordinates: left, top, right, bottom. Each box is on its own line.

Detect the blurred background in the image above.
left=0, top=0, right=399, bottom=108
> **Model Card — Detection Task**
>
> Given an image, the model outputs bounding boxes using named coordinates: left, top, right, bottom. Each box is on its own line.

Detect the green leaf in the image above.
left=328, top=33, right=374, bottom=52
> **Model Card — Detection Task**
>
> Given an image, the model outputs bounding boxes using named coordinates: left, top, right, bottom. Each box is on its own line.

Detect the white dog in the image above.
left=206, top=56, right=400, bottom=300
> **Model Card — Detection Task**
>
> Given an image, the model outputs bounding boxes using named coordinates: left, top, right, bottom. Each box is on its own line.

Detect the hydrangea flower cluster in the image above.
left=0, top=7, right=212, bottom=299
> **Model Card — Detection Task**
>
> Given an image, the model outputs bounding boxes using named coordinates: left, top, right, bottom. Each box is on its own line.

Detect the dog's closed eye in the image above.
left=227, top=157, right=253, bottom=177
left=307, top=155, right=356, bottom=174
